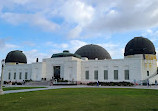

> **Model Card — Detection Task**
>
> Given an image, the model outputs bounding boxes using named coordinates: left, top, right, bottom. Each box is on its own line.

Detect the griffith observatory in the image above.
left=2, top=37, right=158, bottom=84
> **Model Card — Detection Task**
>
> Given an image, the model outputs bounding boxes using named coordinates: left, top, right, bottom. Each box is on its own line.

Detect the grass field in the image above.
left=0, top=88, right=158, bottom=111
left=3, top=87, right=46, bottom=91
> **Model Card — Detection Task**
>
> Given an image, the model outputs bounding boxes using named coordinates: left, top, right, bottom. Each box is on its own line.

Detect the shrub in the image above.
left=87, top=81, right=134, bottom=86
left=3, top=81, right=7, bottom=84
left=24, top=79, right=32, bottom=82
left=17, top=82, right=22, bottom=85
left=12, top=82, right=15, bottom=85
left=57, top=79, right=68, bottom=82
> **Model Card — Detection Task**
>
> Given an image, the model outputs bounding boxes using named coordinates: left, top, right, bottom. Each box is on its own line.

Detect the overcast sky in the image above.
left=0, top=0, right=158, bottom=63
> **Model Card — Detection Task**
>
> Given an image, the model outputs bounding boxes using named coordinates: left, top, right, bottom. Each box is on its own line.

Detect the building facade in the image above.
left=2, top=37, right=158, bottom=84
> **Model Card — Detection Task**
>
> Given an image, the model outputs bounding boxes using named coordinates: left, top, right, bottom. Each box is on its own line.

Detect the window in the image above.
left=114, top=70, right=118, bottom=80
left=104, top=70, right=108, bottom=80
left=25, top=72, right=28, bottom=80
left=8, top=73, right=11, bottom=80
left=85, top=71, right=89, bottom=80
left=14, top=72, right=16, bottom=79
left=19, top=72, right=22, bottom=80
left=125, top=70, right=129, bottom=80
left=147, top=71, right=149, bottom=76
left=94, top=70, right=98, bottom=80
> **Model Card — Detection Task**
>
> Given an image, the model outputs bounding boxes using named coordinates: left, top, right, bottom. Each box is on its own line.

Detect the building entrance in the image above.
left=54, top=66, right=60, bottom=80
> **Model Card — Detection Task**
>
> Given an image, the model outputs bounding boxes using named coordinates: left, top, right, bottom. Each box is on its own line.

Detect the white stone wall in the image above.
left=31, top=62, right=43, bottom=81
left=149, top=75, right=158, bottom=84
left=43, top=57, right=81, bottom=81
left=2, top=54, right=157, bottom=84
left=81, top=57, right=142, bottom=83
left=42, top=62, right=46, bottom=79
left=125, top=54, right=157, bottom=84
left=142, top=55, right=157, bottom=80
left=3, top=64, right=32, bottom=82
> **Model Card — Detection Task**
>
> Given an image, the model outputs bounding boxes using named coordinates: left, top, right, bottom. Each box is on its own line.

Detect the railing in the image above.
left=142, top=71, right=158, bottom=83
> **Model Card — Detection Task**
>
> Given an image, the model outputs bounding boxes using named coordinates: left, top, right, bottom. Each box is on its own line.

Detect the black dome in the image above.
left=75, top=44, right=111, bottom=60
left=5, top=50, right=27, bottom=63
left=124, top=37, right=156, bottom=56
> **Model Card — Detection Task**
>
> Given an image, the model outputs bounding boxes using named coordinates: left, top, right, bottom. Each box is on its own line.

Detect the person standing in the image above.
left=97, top=81, right=99, bottom=87
left=134, top=79, right=136, bottom=86
left=50, top=77, right=54, bottom=86
left=147, top=79, right=149, bottom=87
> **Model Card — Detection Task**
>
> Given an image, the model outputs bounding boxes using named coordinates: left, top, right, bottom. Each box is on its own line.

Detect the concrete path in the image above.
left=3, top=85, right=158, bottom=94
left=4, top=87, right=54, bottom=94
left=3, top=85, right=93, bottom=94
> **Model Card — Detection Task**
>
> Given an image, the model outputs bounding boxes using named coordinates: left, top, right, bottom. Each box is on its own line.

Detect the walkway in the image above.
left=3, top=85, right=158, bottom=94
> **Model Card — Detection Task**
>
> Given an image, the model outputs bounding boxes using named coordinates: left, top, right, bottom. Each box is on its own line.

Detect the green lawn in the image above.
left=0, top=88, right=158, bottom=111
left=3, top=87, right=46, bottom=91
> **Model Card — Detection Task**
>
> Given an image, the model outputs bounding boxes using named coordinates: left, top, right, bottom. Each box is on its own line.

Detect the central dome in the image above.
left=5, top=50, right=27, bottom=64
left=75, top=44, right=111, bottom=60
left=124, top=37, right=156, bottom=56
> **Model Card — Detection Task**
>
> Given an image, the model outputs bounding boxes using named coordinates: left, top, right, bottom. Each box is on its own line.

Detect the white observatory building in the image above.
left=2, top=37, right=158, bottom=84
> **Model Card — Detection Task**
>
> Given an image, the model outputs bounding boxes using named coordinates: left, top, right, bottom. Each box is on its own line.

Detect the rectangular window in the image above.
left=19, top=72, right=22, bottom=80
left=147, top=71, right=149, bottom=76
left=125, top=70, right=129, bottom=80
left=85, top=71, right=89, bottom=80
left=114, top=70, right=118, bottom=80
left=104, top=70, right=108, bottom=80
left=8, top=73, right=11, bottom=80
left=14, top=72, right=16, bottom=79
left=25, top=72, right=28, bottom=80
left=94, top=70, right=98, bottom=80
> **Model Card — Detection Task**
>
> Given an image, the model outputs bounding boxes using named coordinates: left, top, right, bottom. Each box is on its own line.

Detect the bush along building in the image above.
left=2, top=37, right=158, bottom=85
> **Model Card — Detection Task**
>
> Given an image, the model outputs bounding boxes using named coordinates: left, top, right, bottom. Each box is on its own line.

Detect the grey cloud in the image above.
left=0, top=39, right=6, bottom=48
left=85, top=0, right=158, bottom=34
left=24, top=49, right=50, bottom=63
left=0, top=13, right=59, bottom=32
left=1, top=0, right=158, bottom=38
left=0, top=38, right=19, bottom=51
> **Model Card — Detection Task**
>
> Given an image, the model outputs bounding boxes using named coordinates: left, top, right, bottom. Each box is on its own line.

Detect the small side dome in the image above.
left=5, top=50, right=27, bottom=64
left=75, top=44, right=111, bottom=60
left=124, top=37, right=156, bottom=56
